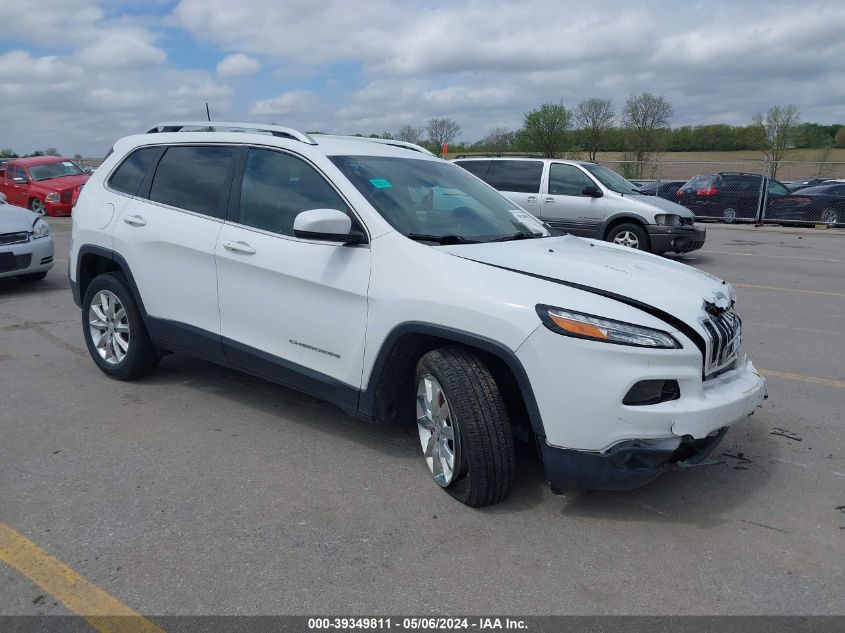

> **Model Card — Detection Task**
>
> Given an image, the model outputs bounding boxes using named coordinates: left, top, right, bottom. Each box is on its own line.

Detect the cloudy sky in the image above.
left=1, top=0, right=843, bottom=156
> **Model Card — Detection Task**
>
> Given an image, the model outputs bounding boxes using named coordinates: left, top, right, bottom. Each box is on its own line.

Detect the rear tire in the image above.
left=722, top=207, right=737, bottom=223
left=415, top=347, right=515, bottom=507
left=606, top=222, right=650, bottom=251
left=81, top=272, right=160, bottom=380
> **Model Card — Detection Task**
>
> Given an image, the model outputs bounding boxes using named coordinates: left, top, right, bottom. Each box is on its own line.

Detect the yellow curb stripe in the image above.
left=759, top=369, right=845, bottom=389
left=733, top=283, right=845, bottom=298
left=0, top=523, right=164, bottom=633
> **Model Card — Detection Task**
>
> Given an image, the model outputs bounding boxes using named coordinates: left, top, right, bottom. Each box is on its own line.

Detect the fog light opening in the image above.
left=623, top=379, right=680, bottom=406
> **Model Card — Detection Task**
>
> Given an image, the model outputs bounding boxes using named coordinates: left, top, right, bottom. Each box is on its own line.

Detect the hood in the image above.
left=628, top=193, right=694, bottom=218
left=29, top=173, right=90, bottom=191
left=439, top=235, right=732, bottom=329
left=0, top=203, right=39, bottom=232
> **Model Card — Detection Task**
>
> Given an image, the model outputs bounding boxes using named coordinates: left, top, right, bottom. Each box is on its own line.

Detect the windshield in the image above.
left=582, top=164, right=641, bottom=195
left=28, top=161, right=83, bottom=181
left=330, top=155, right=550, bottom=242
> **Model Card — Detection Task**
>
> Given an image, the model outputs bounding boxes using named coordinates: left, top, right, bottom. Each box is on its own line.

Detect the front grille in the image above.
left=700, top=309, right=742, bottom=378
left=0, top=253, right=32, bottom=273
left=61, top=190, right=73, bottom=203
left=681, top=216, right=695, bottom=226
left=0, top=232, right=29, bottom=246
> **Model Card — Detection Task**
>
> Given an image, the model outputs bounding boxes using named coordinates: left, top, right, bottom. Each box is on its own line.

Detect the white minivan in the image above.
left=453, top=157, right=706, bottom=254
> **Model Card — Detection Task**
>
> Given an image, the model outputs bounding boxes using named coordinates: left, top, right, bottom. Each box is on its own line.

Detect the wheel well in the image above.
left=603, top=216, right=646, bottom=240
left=78, top=253, right=123, bottom=300
left=367, top=332, right=534, bottom=441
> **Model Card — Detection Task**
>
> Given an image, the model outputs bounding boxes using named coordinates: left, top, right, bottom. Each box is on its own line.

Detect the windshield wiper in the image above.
left=488, top=231, right=545, bottom=242
left=406, top=233, right=480, bottom=244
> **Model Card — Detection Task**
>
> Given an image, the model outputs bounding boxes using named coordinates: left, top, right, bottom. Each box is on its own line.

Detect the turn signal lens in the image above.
left=548, top=314, right=609, bottom=340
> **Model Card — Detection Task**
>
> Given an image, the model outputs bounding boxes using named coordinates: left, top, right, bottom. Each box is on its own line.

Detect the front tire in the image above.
left=415, top=348, right=515, bottom=507
left=28, top=198, right=46, bottom=216
left=81, top=272, right=160, bottom=380
left=607, top=222, right=650, bottom=251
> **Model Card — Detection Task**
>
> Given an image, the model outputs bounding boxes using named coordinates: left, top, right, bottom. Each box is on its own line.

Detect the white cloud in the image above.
left=250, top=90, right=320, bottom=117
left=217, top=53, right=260, bottom=77
left=76, top=33, right=167, bottom=69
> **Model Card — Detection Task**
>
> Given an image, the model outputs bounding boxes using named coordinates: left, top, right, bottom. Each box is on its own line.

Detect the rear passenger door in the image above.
left=482, top=160, right=543, bottom=216
left=111, top=145, right=237, bottom=360
left=540, top=163, right=606, bottom=236
left=214, top=147, right=370, bottom=403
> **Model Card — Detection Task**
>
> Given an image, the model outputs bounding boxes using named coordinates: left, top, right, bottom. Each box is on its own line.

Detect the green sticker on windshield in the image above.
left=369, top=178, right=393, bottom=189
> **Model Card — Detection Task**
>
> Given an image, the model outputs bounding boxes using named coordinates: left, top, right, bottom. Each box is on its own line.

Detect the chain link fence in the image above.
left=597, top=159, right=845, bottom=227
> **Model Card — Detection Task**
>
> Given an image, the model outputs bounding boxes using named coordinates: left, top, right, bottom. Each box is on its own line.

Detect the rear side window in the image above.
left=108, top=147, right=162, bottom=196
left=722, top=175, right=761, bottom=192
left=484, top=160, right=543, bottom=194
left=149, top=146, right=236, bottom=219
left=454, top=160, right=491, bottom=180
left=237, top=148, right=348, bottom=237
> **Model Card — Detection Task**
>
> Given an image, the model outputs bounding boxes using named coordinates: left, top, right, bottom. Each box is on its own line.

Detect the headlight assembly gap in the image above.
left=536, top=305, right=680, bottom=349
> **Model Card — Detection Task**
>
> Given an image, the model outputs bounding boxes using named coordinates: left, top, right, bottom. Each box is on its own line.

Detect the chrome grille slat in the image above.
left=0, top=231, right=30, bottom=246
left=700, top=308, right=742, bottom=378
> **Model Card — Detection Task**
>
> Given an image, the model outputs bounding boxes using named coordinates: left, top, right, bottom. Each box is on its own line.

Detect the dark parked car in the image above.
left=785, top=178, right=832, bottom=192
left=786, top=182, right=845, bottom=225
left=637, top=180, right=686, bottom=199
left=675, top=172, right=804, bottom=223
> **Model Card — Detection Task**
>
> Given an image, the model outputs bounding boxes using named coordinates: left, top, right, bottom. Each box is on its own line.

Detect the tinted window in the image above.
left=108, top=147, right=162, bottom=196
left=767, top=180, right=789, bottom=195
left=149, top=146, right=235, bottom=218
left=722, top=175, right=762, bottom=193
left=548, top=164, right=594, bottom=196
left=454, top=160, right=491, bottom=180
left=238, top=149, right=348, bottom=237
left=484, top=160, right=542, bottom=193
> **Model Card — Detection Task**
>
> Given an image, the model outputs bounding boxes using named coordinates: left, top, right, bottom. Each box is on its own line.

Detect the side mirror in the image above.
left=293, top=208, right=367, bottom=244
left=582, top=185, right=603, bottom=198
left=13, top=176, right=27, bottom=183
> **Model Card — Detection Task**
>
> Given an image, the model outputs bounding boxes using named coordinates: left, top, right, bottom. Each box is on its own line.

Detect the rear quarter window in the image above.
left=484, top=160, right=543, bottom=194
left=108, top=147, right=163, bottom=196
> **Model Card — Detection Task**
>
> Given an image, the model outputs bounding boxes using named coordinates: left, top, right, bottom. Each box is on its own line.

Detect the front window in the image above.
left=330, top=155, right=549, bottom=243
left=28, top=160, right=84, bottom=181
left=583, top=164, right=641, bottom=195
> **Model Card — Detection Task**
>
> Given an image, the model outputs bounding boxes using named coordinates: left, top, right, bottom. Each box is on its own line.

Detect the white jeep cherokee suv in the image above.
left=69, top=122, right=767, bottom=507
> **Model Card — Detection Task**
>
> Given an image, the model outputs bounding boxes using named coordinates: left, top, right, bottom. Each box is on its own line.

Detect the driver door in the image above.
left=215, top=148, right=371, bottom=399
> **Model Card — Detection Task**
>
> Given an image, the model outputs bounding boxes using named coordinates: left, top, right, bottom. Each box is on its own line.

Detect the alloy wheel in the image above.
left=88, top=290, right=130, bottom=365
left=612, top=230, right=639, bottom=249
left=416, top=374, right=460, bottom=487
left=722, top=208, right=737, bottom=223
left=29, top=199, right=46, bottom=216
left=822, top=208, right=839, bottom=226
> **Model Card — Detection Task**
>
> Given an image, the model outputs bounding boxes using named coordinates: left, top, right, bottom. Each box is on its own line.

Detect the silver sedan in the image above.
left=0, top=194, right=55, bottom=282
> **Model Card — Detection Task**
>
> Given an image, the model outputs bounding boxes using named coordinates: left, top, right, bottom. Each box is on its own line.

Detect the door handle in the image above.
left=123, top=214, right=147, bottom=226
left=526, top=196, right=537, bottom=202
left=543, top=197, right=555, bottom=204
left=222, top=240, right=256, bottom=255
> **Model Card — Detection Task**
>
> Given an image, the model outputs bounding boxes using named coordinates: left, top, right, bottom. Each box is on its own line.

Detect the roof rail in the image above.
left=315, top=135, right=435, bottom=156
left=146, top=121, right=318, bottom=145
left=452, top=153, right=546, bottom=159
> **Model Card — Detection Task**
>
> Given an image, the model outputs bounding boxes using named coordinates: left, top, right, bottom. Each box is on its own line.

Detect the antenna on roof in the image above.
left=205, top=102, right=211, bottom=122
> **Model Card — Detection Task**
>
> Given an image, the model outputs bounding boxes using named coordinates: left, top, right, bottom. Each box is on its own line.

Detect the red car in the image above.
left=0, top=156, right=91, bottom=216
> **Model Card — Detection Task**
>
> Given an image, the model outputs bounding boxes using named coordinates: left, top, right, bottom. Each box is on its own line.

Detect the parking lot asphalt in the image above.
left=1, top=218, right=844, bottom=617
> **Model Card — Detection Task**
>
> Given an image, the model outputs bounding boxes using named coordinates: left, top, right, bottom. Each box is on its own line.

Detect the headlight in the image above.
left=32, top=218, right=50, bottom=239
left=44, top=193, right=60, bottom=203
left=654, top=213, right=682, bottom=226
left=536, top=305, right=680, bottom=348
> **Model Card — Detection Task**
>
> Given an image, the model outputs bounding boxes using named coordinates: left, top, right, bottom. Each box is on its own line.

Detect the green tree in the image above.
left=521, top=102, right=572, bottom=158
left=752, top=104, right=801, bottom=179
left=575, top=98, right=614, bottom=161
left=621, top=93, right=672, bottom=172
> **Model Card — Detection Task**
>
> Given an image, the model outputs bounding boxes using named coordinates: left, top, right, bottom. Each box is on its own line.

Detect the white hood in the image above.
left=440, top=235, right=732, bottom=329
left=0, top=203, right=39, bottom=233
